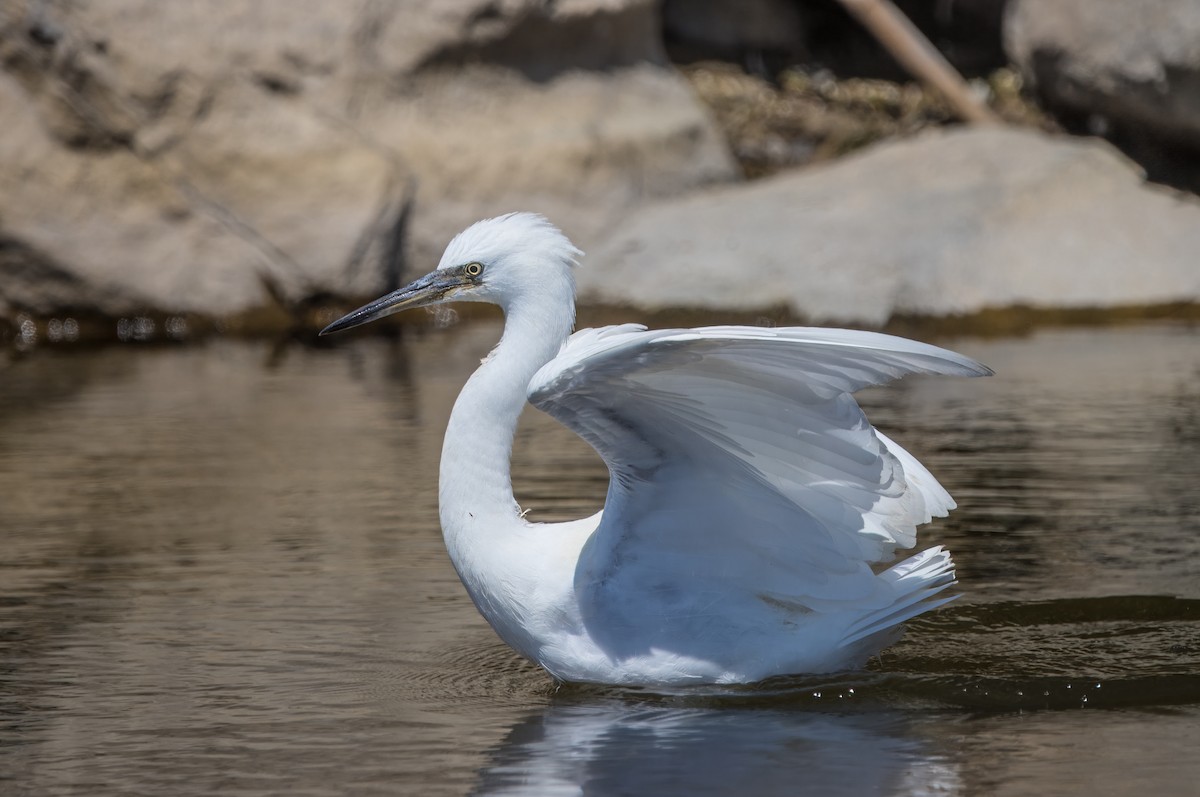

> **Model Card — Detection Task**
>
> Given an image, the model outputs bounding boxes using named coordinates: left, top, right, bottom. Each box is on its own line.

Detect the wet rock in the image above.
left=0, top=0, right=735, bottom=320
left=580, top=127, right=1200, bottom=324
left=1005, top=0, right=1200, bottom=147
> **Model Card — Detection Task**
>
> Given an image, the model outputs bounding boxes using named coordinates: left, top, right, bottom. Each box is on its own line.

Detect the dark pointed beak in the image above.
left=320, top=269, right=469, bottom=335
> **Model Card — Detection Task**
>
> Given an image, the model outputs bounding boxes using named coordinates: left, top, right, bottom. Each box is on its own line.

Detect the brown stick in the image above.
left=837, top=0, right=1001, bottom=125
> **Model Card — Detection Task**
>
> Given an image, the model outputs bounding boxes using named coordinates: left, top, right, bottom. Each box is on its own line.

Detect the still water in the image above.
left=1, top=320, right=1198, bottom=795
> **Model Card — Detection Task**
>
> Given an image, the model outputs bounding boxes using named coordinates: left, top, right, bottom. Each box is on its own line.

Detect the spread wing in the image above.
left=528, top=325, right=991, bottom=612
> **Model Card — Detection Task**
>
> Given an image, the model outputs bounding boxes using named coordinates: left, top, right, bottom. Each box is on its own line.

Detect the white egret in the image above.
left=322, top=212, right=991, bottom=687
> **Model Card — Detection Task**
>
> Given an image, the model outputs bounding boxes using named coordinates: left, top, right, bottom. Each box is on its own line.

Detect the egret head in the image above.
left=320, top=212, right=581, bottom=335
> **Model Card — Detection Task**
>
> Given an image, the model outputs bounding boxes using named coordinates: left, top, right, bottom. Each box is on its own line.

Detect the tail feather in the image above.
left=840, top=546, right=957, bottom=648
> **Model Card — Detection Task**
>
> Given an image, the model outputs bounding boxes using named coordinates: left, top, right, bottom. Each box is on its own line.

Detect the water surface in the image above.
left=2, top=321, right=1198, bottom=795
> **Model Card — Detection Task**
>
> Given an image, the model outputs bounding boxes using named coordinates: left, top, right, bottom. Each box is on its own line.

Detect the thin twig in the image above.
left=837, top=0, right=1001, bottom=125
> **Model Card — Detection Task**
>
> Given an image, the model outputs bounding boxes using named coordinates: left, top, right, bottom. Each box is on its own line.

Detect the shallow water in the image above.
left=1, top=321, right=1198, bottom=796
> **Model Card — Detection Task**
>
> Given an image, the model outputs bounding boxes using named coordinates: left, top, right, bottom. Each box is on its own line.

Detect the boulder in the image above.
left=580, top=127, right=1200, bottom=324
left=1004, top=0, right=1200, bottom=147
left=0, top=0, right=735, bottom=321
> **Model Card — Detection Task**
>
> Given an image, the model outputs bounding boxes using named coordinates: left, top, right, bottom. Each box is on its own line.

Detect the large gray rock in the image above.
left=581, top=127, right=1200, bottom=324
left=1005, top=0, right=1200, bottom=146
left=0, top=0, right=735, bottom=320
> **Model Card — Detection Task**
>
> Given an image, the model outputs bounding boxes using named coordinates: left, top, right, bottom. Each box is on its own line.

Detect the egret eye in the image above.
left=465, top=262, right=484, bottom=278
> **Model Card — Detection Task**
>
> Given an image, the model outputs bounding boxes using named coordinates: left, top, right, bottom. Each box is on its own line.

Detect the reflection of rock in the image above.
left=0, top=1, right=735, bottom=320
left=473, top=701, right=959, bottom=796
left=1005, top=0, right=1200, bottom=147
left=581, top=127, right=1200, bottom=324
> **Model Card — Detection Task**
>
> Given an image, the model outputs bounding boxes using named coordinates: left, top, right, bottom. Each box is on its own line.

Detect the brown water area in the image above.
left=2, top=320, right=1198, bottom=796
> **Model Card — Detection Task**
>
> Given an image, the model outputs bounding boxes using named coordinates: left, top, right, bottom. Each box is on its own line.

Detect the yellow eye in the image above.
left=465, top=262, right=483, bottom=278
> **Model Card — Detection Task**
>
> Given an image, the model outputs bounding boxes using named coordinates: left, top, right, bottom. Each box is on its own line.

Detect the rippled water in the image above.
left=1, top=321, right=1198, bottom=795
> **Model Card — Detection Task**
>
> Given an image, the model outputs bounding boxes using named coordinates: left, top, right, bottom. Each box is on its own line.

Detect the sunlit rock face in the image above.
left=0, top=0, right=736, bottom=321
left=581, top=127, right=1200, bottom=324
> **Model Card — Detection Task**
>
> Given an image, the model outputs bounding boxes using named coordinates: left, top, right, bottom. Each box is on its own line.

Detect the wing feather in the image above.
left=529, top=325, right=990, bottom=614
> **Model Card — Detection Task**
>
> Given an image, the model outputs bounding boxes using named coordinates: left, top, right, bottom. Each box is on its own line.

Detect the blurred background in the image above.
left=2, top=3, right=1200, bottom=796
left=1, top=0, right=1197, bottom=343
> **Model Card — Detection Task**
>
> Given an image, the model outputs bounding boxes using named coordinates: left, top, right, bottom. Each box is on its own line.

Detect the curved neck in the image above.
left=438, top=288, right=575, bottom=547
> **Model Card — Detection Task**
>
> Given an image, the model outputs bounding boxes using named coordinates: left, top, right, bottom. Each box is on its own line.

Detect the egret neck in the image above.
left=437, top=263, right=576, bottom=573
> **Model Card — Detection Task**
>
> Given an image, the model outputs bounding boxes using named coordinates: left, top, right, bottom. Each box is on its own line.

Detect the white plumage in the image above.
left=322, top=212, right=992, bottom=686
